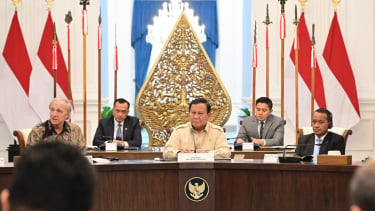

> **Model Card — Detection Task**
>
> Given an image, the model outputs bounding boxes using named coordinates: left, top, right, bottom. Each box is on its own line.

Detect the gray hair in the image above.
left=49, top=97, right=72, bottom=114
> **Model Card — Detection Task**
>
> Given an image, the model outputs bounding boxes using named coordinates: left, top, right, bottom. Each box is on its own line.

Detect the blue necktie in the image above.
left=116, top=123, right=122, bottom=140
left=259, top=121, right=264, bottom=138
left=313, top=138, right=322, bottom=161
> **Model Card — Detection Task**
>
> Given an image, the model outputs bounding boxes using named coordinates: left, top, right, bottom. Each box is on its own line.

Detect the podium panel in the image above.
left=0, top=160, right=358, bottom=211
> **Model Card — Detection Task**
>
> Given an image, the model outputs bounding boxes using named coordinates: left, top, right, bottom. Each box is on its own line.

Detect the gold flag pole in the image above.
left=65, top=11, right=73, bottom=104
left=293, top=4, right=299, bottom=144
left=310, top=23, right=316, bottom=122
left=278, top=0, right=287, bottom=119
left=98, top=9, right=102, bottom=121
left=252, top=21, right=257, bottom=115
left=80, top=0, right=89, bottom=142
left=263, top=4, right=272, bottom=98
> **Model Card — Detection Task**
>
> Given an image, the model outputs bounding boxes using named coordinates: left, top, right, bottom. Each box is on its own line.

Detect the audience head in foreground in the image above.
left=235, top=96, right=284, bottom=146
left=295, top=108, right=345, bottom=157
left=350, top=159, right=375, bottom=211
left=27, top=97, right=85, bottom=151
left=1, top=142, right=96, bottom=211
left=163, top=98, right=231, bottom=159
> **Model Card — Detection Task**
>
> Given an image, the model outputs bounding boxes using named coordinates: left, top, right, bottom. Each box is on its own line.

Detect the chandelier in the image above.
left=146, top=0, right=207, bottom=46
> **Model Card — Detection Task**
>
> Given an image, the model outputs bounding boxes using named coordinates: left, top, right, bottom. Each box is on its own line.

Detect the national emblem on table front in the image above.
left=184, top=177, right=209, bottom=202
left=135, top=12, right=231, bottom=147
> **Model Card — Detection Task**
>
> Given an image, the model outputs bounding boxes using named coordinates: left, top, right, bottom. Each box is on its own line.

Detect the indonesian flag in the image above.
left=0, top=11, right=40, bottom=132
left=321, top=12, right=360, bottom=128
left=29, top=11, right=73, bottom=121
left=285, top=12, right=327, bottom=134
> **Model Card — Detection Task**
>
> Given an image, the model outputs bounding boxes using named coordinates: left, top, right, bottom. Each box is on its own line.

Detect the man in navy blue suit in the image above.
left=93, top=98, right=142, bottom=148
left=296, top=108, right=345, bottom=156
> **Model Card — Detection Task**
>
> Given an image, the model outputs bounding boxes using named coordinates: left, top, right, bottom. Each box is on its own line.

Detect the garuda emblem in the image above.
left=184, top=177, right=209, bottom=202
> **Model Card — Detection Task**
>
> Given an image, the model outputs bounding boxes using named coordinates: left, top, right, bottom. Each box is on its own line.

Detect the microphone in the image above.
left=190, top=128, right=196, bottom=153
left=278, top=144, right=321, bottom=163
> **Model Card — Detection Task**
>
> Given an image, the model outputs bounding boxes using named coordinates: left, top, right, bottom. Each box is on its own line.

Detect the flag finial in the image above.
left=254, top=20, right=257, bottom=44
left=278, top=0, right=287, bottom=13
left=263, top=4, right=272, bottom=26
left=311, top=24, right=315, bottom=46
left=53, top=22, right=57, bottom=45
left=12, top=0, right=21, bottom=9
left=331, top=0, right=341, bottom=11
left=80, top=0, right=90, bottom=11
left=298, top=0, right=308, bottom=12
left=99, top=7, right=102, bottom=25
left=45, top=0, right=54, bottom=10
left=293, top=4, right=299, bottom=26
left=65, top=11, right=72, bottom=25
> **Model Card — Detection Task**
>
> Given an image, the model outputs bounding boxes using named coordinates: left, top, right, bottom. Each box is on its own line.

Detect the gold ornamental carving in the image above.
left=135, top=12, right=231, bottom=146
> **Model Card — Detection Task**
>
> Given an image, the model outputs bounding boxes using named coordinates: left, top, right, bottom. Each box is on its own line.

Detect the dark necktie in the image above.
left=116, top=123, right=122, bottom=140
left=260, top=121, right=264, bottom=139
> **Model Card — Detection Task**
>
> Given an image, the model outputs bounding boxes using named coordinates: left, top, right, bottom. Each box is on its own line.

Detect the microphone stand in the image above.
left=278, top=144, right=315, bottom=163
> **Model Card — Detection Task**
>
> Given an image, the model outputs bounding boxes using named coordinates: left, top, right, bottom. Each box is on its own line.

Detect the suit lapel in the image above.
left=108, top=117, right=115, bottom=139
left=262, top=115, right=273, bottom=138
left=250, top=118, right=259, bottom=138
left=122, top=117, right=128, bottom=140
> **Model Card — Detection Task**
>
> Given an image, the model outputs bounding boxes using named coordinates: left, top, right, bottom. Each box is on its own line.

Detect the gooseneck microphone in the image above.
left=277, top=143, right=322, bottom=163
left=190, top=128, right=196, bottom=153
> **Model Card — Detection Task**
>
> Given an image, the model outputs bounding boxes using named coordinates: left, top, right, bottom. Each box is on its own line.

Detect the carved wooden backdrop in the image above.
left=136, top=12, right=231, bottom=146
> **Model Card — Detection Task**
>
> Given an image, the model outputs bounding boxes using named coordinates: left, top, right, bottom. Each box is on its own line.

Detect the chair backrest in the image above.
left=13, top=129, right=32, bottom=153
left=297, top=127, right=352, bottom=146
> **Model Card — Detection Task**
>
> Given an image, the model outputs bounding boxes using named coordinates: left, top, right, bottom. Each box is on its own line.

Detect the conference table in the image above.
left=0, top=157, right=359, bottom=211
left=86, top=147, right=295, bottom=160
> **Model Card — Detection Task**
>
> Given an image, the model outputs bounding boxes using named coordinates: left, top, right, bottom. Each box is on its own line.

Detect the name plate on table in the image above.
left=178, top=153, right=214, bottom=162
left=242, top=142, right=254, bottom=151
left=105, top=142, right=117, bottom=151
left=317, top=155, right=352, bottom=165
left=263, top=154, right=279, bottom=163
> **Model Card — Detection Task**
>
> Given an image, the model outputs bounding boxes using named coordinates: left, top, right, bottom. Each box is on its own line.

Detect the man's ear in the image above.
left=350, top=205, right=362, bottom=211
left=1, top=189, right=10, bottom=211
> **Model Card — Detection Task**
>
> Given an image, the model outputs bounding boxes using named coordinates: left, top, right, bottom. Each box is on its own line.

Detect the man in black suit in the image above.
left=296, top=108, right=345, bottom=157
left=93, top=98, right=142, bottom=148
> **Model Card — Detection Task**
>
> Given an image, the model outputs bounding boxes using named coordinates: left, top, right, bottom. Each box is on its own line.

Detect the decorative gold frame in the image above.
left=135, top=12, right=232, bottom=147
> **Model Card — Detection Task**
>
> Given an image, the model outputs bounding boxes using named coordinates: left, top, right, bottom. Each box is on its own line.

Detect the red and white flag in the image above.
left=321, top=12, right=360, bottom=128
left=285, top=12, right=327, bottom=131
left=0, top=11, right=40, bottom=132
left=29, top=11, right=73, bottom=121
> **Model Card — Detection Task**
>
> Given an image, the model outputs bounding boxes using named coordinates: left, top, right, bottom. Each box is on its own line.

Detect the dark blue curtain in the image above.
left=131, top=0, right=218, bottom=99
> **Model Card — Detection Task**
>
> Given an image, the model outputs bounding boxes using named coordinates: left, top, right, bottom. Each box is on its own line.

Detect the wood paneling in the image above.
left=0, top=160, right=359, bottom=211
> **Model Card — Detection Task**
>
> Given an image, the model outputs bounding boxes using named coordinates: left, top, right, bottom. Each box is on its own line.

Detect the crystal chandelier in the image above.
left=146, top=0, right=207, bottom=46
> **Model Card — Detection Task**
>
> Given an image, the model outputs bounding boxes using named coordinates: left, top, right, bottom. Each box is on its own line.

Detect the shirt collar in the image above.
left=315, top=132, right=328, bottom=142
